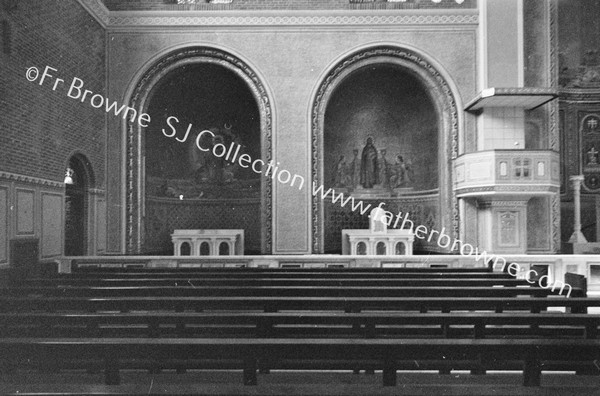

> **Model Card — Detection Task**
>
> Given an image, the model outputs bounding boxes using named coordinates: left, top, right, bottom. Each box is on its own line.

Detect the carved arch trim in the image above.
left=310, top=45, right=459, bottom=253
left=125, top=46, right=273, bottom=254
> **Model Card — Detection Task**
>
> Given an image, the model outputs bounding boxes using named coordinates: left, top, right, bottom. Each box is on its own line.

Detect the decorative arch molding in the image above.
left=125, top=46, right=273, bottom=254
left=310, top=45, right=459, bottom=253
left=65, top=151, right=96, bottom=190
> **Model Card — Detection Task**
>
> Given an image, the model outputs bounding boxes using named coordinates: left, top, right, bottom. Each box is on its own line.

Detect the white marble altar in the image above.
left=341, top=207, right=414, bottom=255
left=171, top=229, right=244, bottom=256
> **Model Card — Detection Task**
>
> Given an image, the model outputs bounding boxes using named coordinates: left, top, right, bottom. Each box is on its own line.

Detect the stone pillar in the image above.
left=569, top=175, right=588, bottom=243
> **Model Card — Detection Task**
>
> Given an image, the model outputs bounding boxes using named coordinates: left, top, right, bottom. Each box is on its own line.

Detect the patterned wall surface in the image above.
left=101, top=0, right=477, bottom=11
left=324, top=195, right=438, bottom=254
left=144, top=198, right=261, bottom=254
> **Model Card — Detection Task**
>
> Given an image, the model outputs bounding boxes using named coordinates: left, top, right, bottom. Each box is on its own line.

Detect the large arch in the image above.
left=311, top=45, right=460, bottom=253
left=125, top=46, right=273, bottom=254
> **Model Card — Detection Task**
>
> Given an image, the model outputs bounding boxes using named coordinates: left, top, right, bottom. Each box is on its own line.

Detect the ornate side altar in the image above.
left=171, top=229, right=244, bottom=256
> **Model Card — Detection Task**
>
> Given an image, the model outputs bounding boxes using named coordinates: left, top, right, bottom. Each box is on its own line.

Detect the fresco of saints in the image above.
left=378, top=149, right=389, bottom=188
left=332, top=155, right=349, bottom=187
left=360, top=137, right=379, bottom=188
left=349, top=149, right=360, bottom=188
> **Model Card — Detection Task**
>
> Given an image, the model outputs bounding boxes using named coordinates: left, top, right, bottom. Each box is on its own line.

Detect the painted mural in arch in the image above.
left=145, top=63, right=261, bottom=200
left=139, top=61, right=265, bottom=255
left=311, top=46, right=459, bottom=254
left=124, top=46, right=274, bottom=255
left=322, top=64, right=440, bottom=253
left=325, top=64, right=438, bottom=196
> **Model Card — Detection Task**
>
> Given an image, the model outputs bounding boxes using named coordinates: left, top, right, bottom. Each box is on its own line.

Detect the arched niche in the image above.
left=64, top=153, right=95, bottom=256
left=395, top=242, right=406, bottom=255
left=219, top=242, right=230, bottom=256
left=200, top=241, right=210, bottom=256
left=180, top=242, right=191, bottom=256
left=356, top=241, right=367, bottom=255
left=125, top=47, right=273, bottom=255
left=311, top=46, right=459, bottom=253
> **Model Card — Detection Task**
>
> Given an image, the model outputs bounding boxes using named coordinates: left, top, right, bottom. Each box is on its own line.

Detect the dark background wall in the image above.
left=558, top=0, right=600, bottom=88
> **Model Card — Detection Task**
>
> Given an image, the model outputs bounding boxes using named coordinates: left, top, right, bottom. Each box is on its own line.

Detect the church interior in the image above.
left=1, top=0, right=600, bottom=394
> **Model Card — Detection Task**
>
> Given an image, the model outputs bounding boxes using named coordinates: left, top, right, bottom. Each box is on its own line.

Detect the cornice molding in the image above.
left=0, top=171, right=64, bottom=189
left=75, top=2, right=477, bottom=28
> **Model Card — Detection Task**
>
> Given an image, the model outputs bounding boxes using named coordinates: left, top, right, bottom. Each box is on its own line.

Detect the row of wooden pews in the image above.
left=0, top=265, right=599, bottom=388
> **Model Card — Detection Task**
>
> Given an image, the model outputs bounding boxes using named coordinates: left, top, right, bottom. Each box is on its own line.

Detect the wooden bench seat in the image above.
left=71, top=267, right=496, bottom=273
left=0, top=311, right=598, bottom=339
left=1, top=266, right=596, bottom=389
left=20, top=277, right=531, bottom=287
left=68, top=270, right=513, bottom=279
left=0, top=285, right=562, bottom=298
left=0, top=296, right=597, bottom=313
left=1, top=337, right=598, bottom=387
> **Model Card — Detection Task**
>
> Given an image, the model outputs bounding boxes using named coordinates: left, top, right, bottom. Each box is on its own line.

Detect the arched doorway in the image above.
left=64, top=154, right=94, bottom=256
left=125, top=47, right=273, bottom=255
left=311, top=46, right=459, bottom=253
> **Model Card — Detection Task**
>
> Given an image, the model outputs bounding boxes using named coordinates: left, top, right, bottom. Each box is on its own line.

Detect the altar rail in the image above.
left=55, top=255, right=600, bottom=293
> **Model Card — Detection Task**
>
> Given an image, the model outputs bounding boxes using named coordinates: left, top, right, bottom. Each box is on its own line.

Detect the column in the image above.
left=569, top=175, right=588, bottom=243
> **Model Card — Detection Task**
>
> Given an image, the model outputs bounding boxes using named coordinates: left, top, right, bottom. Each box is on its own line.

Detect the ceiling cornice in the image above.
left=75, top=1, right=477, bottom=29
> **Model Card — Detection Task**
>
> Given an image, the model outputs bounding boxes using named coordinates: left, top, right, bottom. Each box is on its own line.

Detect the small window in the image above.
left=376, top=242, right=386, bottom=255
left=514, top=158, right=531, bottom=178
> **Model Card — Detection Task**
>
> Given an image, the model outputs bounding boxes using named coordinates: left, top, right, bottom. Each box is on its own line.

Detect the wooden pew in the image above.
left=71, top=266, right=496, bottom=274
left=0, top=285, right=563, bottom=298
left=65, top=270, right=516, bottom=280
left=0, top=311, right=598, bottom=339
left=0, top=295, right=598, bottom=314
left=20, top=277, right=531, bottom=287
left=1, top=337, right=599, bottom=386
left=1, top=266, right=593, bottom=387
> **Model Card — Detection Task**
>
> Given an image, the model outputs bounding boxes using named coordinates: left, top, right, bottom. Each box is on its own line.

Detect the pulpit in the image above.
left=342, top=208, right=414, bottom=255
left=171, top=229, right=244, bottom=256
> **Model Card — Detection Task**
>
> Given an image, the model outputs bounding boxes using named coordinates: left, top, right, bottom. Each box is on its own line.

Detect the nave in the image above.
left=0, top=263, right=599, bottom=395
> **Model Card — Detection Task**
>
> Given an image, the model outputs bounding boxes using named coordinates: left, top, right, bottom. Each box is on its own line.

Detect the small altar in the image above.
left=342, top=229, right=414, bottom=255
left=342, top=207, right=414, bottom=255
left=171, top=229, right=244, bottom=256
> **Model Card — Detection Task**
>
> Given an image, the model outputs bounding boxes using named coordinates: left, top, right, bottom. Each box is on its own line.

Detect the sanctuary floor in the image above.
left=1, top=370, right=599, bottom=395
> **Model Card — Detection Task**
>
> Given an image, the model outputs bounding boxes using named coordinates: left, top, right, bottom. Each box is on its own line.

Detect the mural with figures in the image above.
left=322, top=63, right=440, bottom=252
left=144, top=63, right=262, bottom=254
left=324, top=64, right=438, bottom=197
